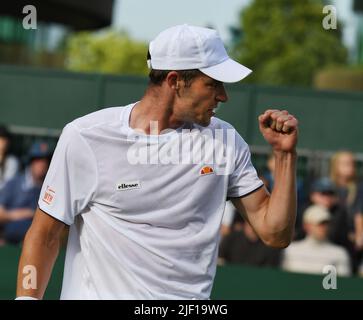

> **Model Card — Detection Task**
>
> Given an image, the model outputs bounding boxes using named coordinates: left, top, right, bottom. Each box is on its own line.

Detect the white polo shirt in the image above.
left=38, top=102, right=263, bottom=300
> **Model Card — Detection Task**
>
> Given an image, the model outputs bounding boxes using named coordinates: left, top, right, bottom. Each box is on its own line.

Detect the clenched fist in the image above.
left=258, top=109, right=298, bottom=153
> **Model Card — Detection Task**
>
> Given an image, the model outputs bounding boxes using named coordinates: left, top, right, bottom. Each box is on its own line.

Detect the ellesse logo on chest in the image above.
left=200, top=166, right=214, bottom=176
left=116, top=181, right=141, bottom=191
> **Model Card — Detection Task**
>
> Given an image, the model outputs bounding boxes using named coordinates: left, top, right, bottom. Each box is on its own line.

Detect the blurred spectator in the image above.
left=219, top=213, right=281, bottom=268
left=305, top=177, right=358, bottom=274
left=309, top=178, right=351, bottom=246
left=282, top=205, right=351, bottom=276
left=330, top=151, right=363, bottom=271
left=0, top=141, right=51, bottom=245
left=0, top=125, right=19, bottom=191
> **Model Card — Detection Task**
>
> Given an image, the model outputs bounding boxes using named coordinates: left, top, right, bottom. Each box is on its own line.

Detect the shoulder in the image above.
left=2, top=155, right=19, bottom=175
left=69, top=105, right=130, bottom=132
left=325, top=243, right=349, bottom=258
left=203, top=117, right=249, bottom=148
left=58, top=104, right=134, bottom=143
left=208, top=117, right=235, bottom=131
left=5, top=155, right=19, bottom=166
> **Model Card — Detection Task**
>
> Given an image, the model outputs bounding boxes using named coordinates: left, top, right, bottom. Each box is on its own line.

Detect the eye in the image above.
left=214, top=81, right=223, bottom=88
left=207, top=81, right=218, bottom=88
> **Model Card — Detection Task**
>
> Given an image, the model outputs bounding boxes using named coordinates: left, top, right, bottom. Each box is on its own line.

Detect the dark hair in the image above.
left=148, top=69, right=202, bottom=87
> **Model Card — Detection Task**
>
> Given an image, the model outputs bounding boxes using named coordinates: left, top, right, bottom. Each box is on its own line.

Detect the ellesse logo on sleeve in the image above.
left=116, top=181, right=141, bottom=191
left=42, top=186, right=55, bottom=205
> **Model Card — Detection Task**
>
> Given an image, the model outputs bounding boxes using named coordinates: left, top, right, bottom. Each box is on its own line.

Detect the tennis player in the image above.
left=16, top=24, right=298, bottom=300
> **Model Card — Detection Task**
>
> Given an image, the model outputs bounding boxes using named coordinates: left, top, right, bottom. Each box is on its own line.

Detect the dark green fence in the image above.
left=212, top=264, right=363, bottom=300
left=1, top=245, right=362, bottom=300
left=1, top=64, right=363, bottom=152
left=1, top=64, right=363, bottom=179
left=0, top=245, right=65, bottom=300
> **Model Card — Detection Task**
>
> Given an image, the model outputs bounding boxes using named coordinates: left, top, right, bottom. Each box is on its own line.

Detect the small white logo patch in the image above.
left=116, top=181, right=141, bottom=191
left=42, top=186, right=55, bottom=206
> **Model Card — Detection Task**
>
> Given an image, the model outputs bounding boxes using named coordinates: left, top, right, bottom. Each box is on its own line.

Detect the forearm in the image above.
left=16, top=225, right=60, bottom=299
left=264, top=150, right=297, bottom=246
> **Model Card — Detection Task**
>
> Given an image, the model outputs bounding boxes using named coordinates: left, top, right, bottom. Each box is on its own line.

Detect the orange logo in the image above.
left=200, top=166, right=214, bottom=176
left=42, top=186, right=55, bottom=205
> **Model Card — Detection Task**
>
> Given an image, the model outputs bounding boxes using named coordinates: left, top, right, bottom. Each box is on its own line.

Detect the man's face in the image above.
left=30, top=158, right=49, bottom=182
left=336, top=153, right=355, bottom=180
left=304, top=221, right=329, bottom=242
left=173, top=73, right=228, bottom=126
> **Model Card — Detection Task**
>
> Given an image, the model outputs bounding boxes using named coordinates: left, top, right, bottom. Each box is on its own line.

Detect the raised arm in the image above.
left=16, top=207, right=66, bottom=299
left=231, top=109, right=298, bottom=248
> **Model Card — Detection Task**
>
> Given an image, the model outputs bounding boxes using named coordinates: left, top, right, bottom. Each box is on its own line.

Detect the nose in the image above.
left=216, top=83, right=228, bottom=103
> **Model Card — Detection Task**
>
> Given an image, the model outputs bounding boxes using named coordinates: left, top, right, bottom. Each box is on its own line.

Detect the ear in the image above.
left=166, top=71, right=179, bottom=90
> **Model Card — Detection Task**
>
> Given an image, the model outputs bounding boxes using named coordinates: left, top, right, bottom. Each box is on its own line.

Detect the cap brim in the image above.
left=199, top=58, right=252, bottom=83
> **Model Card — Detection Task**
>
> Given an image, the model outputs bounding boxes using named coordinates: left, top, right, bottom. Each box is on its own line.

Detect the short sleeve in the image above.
left=38, top=123, right=98, bottom=225
left=227, top=131, right=264, bottom=198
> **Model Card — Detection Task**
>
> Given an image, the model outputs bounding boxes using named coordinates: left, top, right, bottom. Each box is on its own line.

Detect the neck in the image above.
left=130, top=88, right=184, bottom=134
left=306, top=235, right=327, bottom=244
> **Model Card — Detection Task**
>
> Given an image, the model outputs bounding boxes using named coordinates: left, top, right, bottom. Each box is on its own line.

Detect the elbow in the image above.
left=261, top=232, right=293, bottom=249
left=264, top=238, right=291, bottom=249
left=258, top=221, right=295, bottom=248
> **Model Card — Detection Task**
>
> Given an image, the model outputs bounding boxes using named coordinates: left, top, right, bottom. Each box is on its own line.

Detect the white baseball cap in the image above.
left=303, top=205, right=331, bottom=225
left=147, top=24, right=252, bottom=83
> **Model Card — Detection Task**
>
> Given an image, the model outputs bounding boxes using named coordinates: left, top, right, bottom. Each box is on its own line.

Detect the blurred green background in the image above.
left=1, top=245, right=363, bottom=300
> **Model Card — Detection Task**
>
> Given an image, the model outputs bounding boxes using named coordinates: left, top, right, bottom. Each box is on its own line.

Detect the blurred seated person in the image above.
left=0, top=125, right=19, bottom=191
left=219, top=213, right=281, bottom=267
left=308, top=178, right=352, bottom=252
left=282, top=205, right=351, bottom=276
left=0, top=141, right=51, bottom=244
left=330, top=151, right=363, bottom=250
